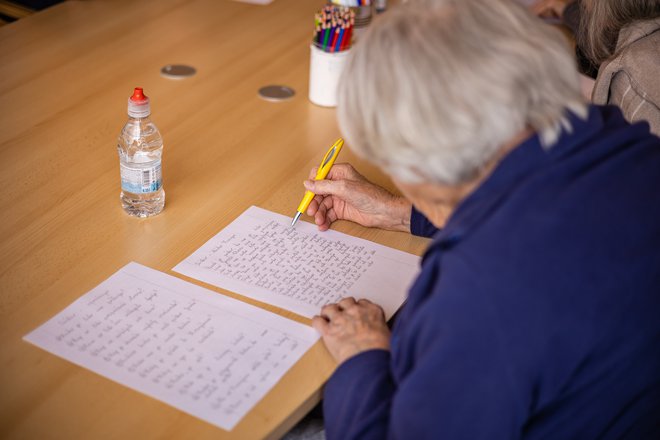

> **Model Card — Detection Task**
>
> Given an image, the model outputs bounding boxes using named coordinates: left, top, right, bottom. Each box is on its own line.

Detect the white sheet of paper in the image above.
left=24, top=262, right=319, bottom=431
left=174, top=206, right=420, bottom=319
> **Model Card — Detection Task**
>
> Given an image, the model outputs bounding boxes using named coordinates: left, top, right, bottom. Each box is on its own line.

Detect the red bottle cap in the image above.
left=127, top=87, right=150, bottom=117
left=130, top=87, right=147, bottom=102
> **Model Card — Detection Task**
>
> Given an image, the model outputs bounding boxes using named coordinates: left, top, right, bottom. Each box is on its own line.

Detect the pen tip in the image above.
left=291, top=211, right=302, bottom=227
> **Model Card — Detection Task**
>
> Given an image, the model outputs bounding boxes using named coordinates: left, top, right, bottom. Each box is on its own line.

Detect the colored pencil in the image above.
left=322, top=23, right=331, bottom=50
left=335, top=26, right=344, bottom=52
left=312, top=5, right=355, bottom=52
left=330, top=27, right=340, bottom=52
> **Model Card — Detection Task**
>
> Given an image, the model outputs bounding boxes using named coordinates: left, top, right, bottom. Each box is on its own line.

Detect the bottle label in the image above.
left=120, top=161, right=162, bottom=194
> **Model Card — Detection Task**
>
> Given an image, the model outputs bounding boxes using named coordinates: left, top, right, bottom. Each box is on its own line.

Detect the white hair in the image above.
left=337, top=0, right=587, bottom=185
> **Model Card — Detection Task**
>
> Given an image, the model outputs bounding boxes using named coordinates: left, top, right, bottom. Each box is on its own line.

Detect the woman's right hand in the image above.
left=303, top=163, right=412, bottom=233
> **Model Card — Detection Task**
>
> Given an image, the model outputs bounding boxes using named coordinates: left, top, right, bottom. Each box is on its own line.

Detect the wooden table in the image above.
left=0, top=0, right=428, bottom=438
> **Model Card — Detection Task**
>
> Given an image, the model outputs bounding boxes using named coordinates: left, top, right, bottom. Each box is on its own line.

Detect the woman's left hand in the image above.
left=312, top=297, right=391, bottom=365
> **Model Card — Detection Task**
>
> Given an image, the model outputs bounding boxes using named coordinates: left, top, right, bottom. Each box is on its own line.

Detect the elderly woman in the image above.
left=303, top=0, right=660, bottom=439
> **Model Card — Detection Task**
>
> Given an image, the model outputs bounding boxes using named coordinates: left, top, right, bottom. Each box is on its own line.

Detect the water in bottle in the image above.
left=117, top=87, right=165, bottom=217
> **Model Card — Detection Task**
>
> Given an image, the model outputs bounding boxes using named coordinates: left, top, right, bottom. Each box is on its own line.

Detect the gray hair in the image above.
left=337, top=0, right=587, bottom=185
left=578, top=0, right=660, bottom=67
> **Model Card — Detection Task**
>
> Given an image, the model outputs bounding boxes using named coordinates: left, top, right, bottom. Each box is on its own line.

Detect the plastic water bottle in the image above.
left=117, top=87, right=165, bottom=217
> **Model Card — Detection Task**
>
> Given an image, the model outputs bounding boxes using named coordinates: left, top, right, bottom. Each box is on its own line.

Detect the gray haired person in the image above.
left=298, top=0, right=660, bottom=438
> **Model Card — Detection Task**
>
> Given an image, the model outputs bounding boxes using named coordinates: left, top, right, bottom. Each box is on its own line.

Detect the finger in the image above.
left=308, top=194, right=329, bottom=217
left=316, top=215, right=331, bottom=232
left=315, top=201, right=329, bottom=226
left=308, top=166, right=319, bottom=180
left=313, top=195, right=340, bottom=231
left=325, top=207, right=339, bottom=225
left=316, top=198, right=340, bottom=226
left=317, top=207, right=339, bottom=232
left=346, top=299, right=377, bottom=316
left=325, top=163, right=351, bottom=179
left=319, top=196, right=335, bottom=214
left=312, top=315, right=330, bottom=334
left=321, top=196, right=335, bottom=216
left=305, top=178, right=348, bottom=198
left=357, top=299, right=386, bottom=318
left=338, top=297, right=357, bottom=310
left=307, top=197, right=320, bottom=217
left=319, top=197, right=340, bottom=222
left=317, top=219, right=331, bottom=232
left=320, top=303, right=342, bottom=320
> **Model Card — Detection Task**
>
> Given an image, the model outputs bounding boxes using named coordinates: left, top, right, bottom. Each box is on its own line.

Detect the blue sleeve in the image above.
left=323, top=350, right=394, bottom=440
left=410, top=206, right=439, bottom=238
left=322, top=257, right=528, bottom=440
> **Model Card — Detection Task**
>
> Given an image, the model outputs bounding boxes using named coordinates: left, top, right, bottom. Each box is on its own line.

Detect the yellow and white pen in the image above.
left=291, top=138, right=344, bottom=227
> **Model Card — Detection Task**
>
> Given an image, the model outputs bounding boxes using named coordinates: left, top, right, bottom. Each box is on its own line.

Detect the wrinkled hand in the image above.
left=530, top=0, right=573, bottom=19
left=312, top=297, right=391, bottom=365
left=303, top=163, right=411, bottom=232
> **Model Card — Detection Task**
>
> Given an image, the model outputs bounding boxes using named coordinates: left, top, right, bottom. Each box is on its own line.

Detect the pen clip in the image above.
left=321, top=145, right=338, bottom=169
left=319, top=138, right=344, bottom=171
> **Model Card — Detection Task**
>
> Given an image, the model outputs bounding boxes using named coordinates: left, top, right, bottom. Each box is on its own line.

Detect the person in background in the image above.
left=531, top=0, right=581, bottom=33
left=532, top=0, right=660, bottom=135
left=303, top=0, right=660, bottom=438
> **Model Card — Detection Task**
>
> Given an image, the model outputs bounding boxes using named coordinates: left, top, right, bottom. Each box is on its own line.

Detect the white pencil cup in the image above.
left=308, top=44, right=351, bottom=108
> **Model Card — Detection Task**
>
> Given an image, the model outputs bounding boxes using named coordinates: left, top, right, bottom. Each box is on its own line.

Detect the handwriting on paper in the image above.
left=24, top=263, right=319, bottom=431
left=194, top=220, right=376, bottom=307
left=174, top=206, right=420, bottom=319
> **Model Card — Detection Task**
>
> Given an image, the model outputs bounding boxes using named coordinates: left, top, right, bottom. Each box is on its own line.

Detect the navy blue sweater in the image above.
left=323, top=106, right=660, bottom=439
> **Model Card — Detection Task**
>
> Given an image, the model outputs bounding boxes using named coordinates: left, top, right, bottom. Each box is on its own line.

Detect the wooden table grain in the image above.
left=0, top=0, right=429, bottom=438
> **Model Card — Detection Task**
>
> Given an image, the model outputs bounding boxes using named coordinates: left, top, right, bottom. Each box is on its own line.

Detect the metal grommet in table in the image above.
left=160, top=64, right=197, bottom=79
left=258, top=85, right=295, bottom=102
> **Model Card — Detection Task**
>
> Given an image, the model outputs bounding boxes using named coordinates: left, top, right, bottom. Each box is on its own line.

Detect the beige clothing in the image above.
left=592, top=18, right=660, bottom=136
